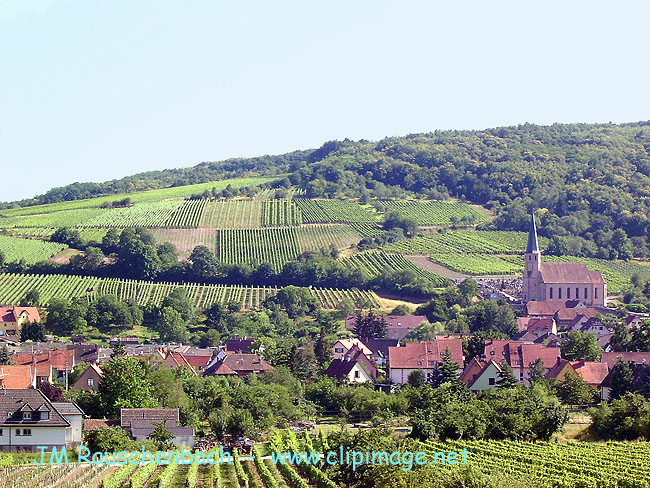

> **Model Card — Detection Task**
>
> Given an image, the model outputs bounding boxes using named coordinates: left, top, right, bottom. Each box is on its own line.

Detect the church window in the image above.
left=595, top=288, right=598, bottom=299
left=559, top=288, right=562, bottom=299
left=584, top=288, right=588, bottom=299
left=567, top=288, right=571, bottom=299
left=549, top=288, right=553, bottom=299
left=576, top=287, right=579, bottom=298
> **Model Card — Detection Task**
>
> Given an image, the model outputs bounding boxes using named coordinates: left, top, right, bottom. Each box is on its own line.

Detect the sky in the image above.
left=1, top=0, right=649, bottom=202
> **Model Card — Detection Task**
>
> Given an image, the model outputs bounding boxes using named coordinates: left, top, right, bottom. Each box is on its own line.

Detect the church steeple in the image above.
left=526, top=213, right=539, bottom=254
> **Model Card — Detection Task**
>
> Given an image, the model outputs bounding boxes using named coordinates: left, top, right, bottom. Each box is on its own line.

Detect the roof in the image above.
left=601, top=352, right=650, bottom=369
left=84, top=419, right=120, bottom=431
left=358, top=337, right=399, bottom=358
left=51, top=402, right=84, bottom=416
left=334, top=339, right=372, bottom=357
left=121, top=408, right=179, bottom=428
left=388, top=339, right=463, bottom=369
left=13, top=349, right=75, bottom=371
left=0, top=365, right=34, bottom=389
left=0, top=306, right=40, bottom=324
left=570, top=360, right=609, bottom=385
left=325, top=346, right=376, bottom=380
left=526, top=213, right=539, bottom=254
left=467, top=359, right=501, bottom=389
left=0, top=389, right=70, bottom=427
left=129, top=417, right=194, bottom=438
left=526, top=318, right=555, bottom=333
left=520, top=343, right=561, bottom=367
left=539, top=262, right=605, bottom=284
left=525, top=300, right=576, bottom=316
left=459, top=356, right=485, bottom=385
left=181, top=355, right=212, bottom=368
left=202, top=353, right=274, bottom=376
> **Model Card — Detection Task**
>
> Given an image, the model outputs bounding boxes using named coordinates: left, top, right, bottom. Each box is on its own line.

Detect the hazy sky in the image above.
left=1, top=1, right=649, bottom=202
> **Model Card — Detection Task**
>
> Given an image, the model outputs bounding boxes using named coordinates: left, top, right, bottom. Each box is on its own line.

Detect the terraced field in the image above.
left=0, top=273, right=379, bottom=310
left=381, top=200, right=486, bottom=225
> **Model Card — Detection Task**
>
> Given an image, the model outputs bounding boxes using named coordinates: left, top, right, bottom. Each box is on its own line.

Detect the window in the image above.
left=0, top=429, right=3, bottom=436
left=585, top=288, right=588, bottom=299
left=23, top=429, right=31, bottom=436
left=567, top=287, right=571, bottom=299
left=595, top=288, right=598, bottom=299
left=15, top=429, right=21, bottom=436
left=22, top=412, right=31, bottom=420
left=334, top=348, right=343, bottom=353
left=88, top=378, right=94, bottom=386
left=576, top=287, right=579, bottom=299
left=549, top=287, right=553, bottom=299
left=515, top=360, right=521, bottom=365
left=354, top=370, right=360, bottom=378
left=488, top=378, right=495, bottom=385
left=41, top=412, right=49, bottom=420
left=417, top=361, right=423, bottom=366
left=490, top=351, right=495, bottom=355
left=559, top=288, right=562, bottom=299
left=428, top=361, right=435, bottom=366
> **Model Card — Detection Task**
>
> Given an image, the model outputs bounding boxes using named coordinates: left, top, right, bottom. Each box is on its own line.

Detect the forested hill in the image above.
left=6, top=121, right=650, bottom=257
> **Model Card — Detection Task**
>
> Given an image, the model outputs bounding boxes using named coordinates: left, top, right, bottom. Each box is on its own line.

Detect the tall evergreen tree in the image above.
left=528, top=358, right=547, bottom=384
left=609, top=359, right=636, bottom=400
left=496, top=364, right=518, bottom=389
left=0, top=345, right=12, bottom=365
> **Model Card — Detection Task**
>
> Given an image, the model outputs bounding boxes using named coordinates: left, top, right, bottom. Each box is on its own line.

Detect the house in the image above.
left=12, top=350, right=75, bottom=386
left=0, top=306, right=40, bottom=337
left=345, top=315, right=428, bottom=341
left=324, top=346, right=377, bottom=383
left=0, top=389, right=82, bottom=451
left=51, top=402, right=84, bottom=444
left=121, top=408, right=194, bottom=448
left=225, top=337, right=256, bottom=354
left=66, top=343, right=101, bottom=363
left=522, top=213, right=607, bottom=306
left=545, top=359, right=609, bottom=388
left=459, top=356, right=486, bottom=386
left=625, top=314, right=649, bottom=329
left=109, top=337, right=139, bottom=347
left=332, top=339, right=373, bottom=360
left=388, top=339, right=464, bottom=384
left=601, top=352, right=650, bottom=369
left=516, top=317, right=557, bottom=335
left=202, top=353, right=274, bottom=377
left=72, top=364, right=103, bottom=392
left=577, top=316, right=610, bottom=337
left=0, top=365, right=37, bottom=389
left=483, top=340, right=561, bottom=384
left=466, top=360, right=503, bottom=392
left=358, top=337, right=399, bottom=367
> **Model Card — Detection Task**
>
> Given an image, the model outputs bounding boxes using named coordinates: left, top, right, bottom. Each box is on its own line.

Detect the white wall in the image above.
left=0, top=427, right=67, bottom=450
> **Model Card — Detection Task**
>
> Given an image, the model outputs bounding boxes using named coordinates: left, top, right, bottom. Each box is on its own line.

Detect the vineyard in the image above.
left=217, top=228, right=301, bottom=271
left=383, top=230, right=549, bottom=255
left=342, top=250, right=449, bottom=286
left=80, top=201, right=184, bottom=228
left=296, top=225, right=362, bottom=252
left=294, top=199, right=378, bottom=223
left=381, top=200, right=486, bottom=225
left=418, top=439, right=650, bottom=488
left=0, top=273, right=379, bottom=310
left=0, top=235, right=66, bottom=264
left=261, top=199, right=302, bottom=226
left=12, top=208, right=110, bottom=228
left=199, top=200, right=264, bottom=228
left=429, top=253, right=524, bottom=276
left=151, top=228, right=217, bottom=258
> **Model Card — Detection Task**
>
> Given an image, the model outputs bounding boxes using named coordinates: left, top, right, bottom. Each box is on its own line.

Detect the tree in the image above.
left=99, top=357, right=158, bottom=418
left=0, top=345, right=12, bottom=365
left=383, top=211, right=417, bottom=237
left=314, top=327, right=331, bottom=365
left=19, top=289, right=40, bottom=307
left=111, top=342, right=126, bottom=359
left=20, top=321, right=45, bottom=342
left=352, top=310, right=387, bottom=339
left=561, top=331, right=602, bottom=361
left=609, top=359, right=636, bottom=401
left=528, top=358, right=547, bottom=384
left=430, top=348, right=460, bottom=387
left=189, top=245, right=220, bottom=280
left=265, top=286, right=318, bottom=319
left=554, top=372, right=597, bottom=405
left=148, top=420, right=175, bottom=451
left=610, top=321, right=632, bottom=352
left=39, top=382, right=64, bottom=402
left=69, top=246, right=104, bottom=272
left=612, top=228, right=633, bottom=261
left=495, top=364, right=518, bottom=389
left=545, top=236, right=569, bottom=256
left=155, top=307, right=190, bottom=344
left=85, top=426, right=138, bottom=453
left=407, top=369, right=425, bottom=388
left=630, top=320, right=650, bottom=352
left=161, top=288, right=196, bottom=322
left=457, top=278, right=479, bottom=305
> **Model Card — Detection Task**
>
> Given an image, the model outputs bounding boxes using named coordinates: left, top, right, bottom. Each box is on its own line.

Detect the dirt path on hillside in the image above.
left=405, top=255, right=468, bottom=279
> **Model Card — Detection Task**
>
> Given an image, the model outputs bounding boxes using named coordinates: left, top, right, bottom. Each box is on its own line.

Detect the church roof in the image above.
left=539, top=262, right=605, bottom=284
left=526, top=213, right=539, bottom=254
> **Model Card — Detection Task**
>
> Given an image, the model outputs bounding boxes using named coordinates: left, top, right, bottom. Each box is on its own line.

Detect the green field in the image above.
left=199, top=200, right=264, bottom=228
left=0, top=273, right=380, bottom=310
left=429, top=253, right=524, bottom=276
left=0, top=235, right=66, bottom=264
left=12, top=208, right=110, bottom=228
left=296, top=224, right=362, bottom=252
left=261, top=199, right=302, bottom=226
left=217, top=228, right=301, bottom=271
left=295, top=198, right=378, bottom=223
left=381, top=200, right=486, bottom=225
left=342, top=250, right=449, bottom=286
left=151, top=228, right=217, bottom=258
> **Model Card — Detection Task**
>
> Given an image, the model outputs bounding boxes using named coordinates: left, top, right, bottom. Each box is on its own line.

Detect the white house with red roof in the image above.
left=388, top=339, right=464, bottom=384
left=466, top=359, right=503, bottom=392
left=345, top=315, right=428, bottom=341
left=332, top=339, right=373, bottom=360
left=483, top=339, right=561, bottom=385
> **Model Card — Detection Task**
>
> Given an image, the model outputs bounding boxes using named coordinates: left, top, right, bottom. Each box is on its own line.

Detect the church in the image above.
left=522, top=214, right=607, bottom=306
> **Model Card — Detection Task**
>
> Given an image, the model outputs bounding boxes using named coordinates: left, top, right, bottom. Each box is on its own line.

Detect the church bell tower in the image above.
left=523, top=212, right=541, bottom=302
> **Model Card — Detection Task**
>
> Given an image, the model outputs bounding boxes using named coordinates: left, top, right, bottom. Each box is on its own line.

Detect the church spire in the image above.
left=526, top=212, right=539, bottom=254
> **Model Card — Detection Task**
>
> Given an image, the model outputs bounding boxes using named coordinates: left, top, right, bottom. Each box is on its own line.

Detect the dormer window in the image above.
left=41, top=412, right=49, bottom=420
left=23, top=412, right=31, bottom=420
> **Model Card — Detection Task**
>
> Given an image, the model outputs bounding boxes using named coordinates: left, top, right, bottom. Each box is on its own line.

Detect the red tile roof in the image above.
left=459, top=356, right=485, bottom=385
left=13, top=350, right=75, bottom=372
left=0, top=365, right=34, bottom=389
left=571, top=360, right=609, bottom=385
left=540, top=262, right=605, bottom=284
left=83, top=419, right=120, bottom=431
left=0, top=306, right=40, bottom=324
left=203, top=353, right=274, bottom=377
left=388, top=339, right=463, bottom=369
left=601, top=352, right=650, bottom=369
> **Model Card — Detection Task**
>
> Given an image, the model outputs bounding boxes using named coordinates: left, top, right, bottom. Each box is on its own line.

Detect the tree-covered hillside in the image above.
left=5, top=122, right=650, bottom=257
